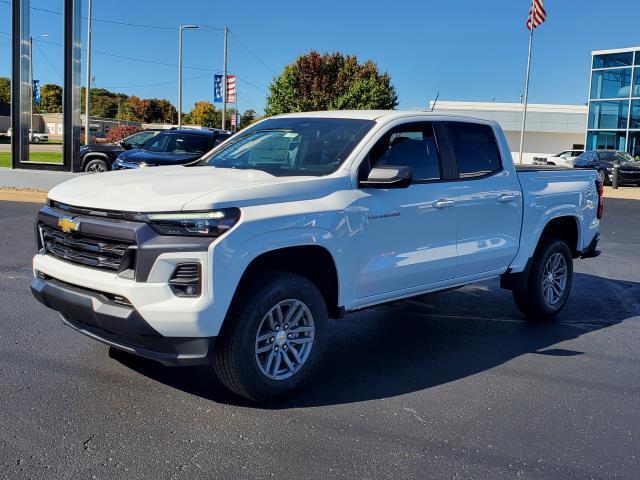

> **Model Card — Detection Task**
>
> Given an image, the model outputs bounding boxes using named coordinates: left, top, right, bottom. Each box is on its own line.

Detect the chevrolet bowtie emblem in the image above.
left=58, top=217, right=80, bottom=233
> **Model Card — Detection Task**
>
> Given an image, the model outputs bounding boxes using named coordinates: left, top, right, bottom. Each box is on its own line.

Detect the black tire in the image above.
left=212, top=272, right=328, bottom=401
left=84, top=158, right=109, bottom=173
left=512, top=235, right=573, bottom=320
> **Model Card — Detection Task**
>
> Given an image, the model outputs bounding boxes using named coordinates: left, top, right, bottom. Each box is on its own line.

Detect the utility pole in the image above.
left=29, top=36, right=33, bottom=139
left=178, top=25, right=199, bottom=128
left=84, top=0, right=92, bottom=145
left=221, top=26, right=228, bottom=131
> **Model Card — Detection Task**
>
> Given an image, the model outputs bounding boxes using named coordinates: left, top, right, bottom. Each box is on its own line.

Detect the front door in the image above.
left=357, top=122, right=459, bottom=299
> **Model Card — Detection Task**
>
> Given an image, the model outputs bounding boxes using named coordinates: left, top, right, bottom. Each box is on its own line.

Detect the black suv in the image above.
left=79, top=130, right=161, bottom=173
left=574, top=150, right=640, bottom=186
left=112, top=129, right=231, bottom=170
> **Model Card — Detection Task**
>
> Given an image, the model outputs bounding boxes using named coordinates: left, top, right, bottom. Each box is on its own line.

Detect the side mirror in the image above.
left=359, top=165, right=413, bottom=189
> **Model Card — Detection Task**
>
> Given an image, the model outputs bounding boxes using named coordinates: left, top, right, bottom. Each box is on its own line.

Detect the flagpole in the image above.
left=518, top=4, right=535, bottom=164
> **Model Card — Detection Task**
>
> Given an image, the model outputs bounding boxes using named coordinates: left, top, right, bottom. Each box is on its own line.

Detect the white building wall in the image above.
left=502, top=131, right=586, bottom=163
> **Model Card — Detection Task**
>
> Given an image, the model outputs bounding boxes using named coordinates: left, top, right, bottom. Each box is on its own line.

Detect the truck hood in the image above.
left=48, top=166, right=347, bottom=212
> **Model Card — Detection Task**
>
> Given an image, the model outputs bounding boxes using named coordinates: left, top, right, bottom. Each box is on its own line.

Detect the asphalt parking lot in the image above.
left=1, top=198, right=639, bottom=480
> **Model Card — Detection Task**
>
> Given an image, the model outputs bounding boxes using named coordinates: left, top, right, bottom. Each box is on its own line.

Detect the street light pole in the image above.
left=84, top=0, right=92, bottom=145
left=221, top=26, right=228, bottom=131
left=178, top=24, right=198, bottom=128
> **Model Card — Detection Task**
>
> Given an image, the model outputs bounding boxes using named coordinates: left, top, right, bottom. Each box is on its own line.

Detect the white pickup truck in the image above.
left=31, top=111, right=603, bottom=401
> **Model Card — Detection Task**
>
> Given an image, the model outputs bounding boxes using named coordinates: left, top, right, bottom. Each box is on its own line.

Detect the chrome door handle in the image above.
left=434, top=199, right=455, bottom=209
left=497, top=194, right=516, bottom=203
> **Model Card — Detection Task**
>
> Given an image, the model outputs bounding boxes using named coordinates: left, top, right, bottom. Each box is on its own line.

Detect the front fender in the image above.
left=209, top=226, right=353, bottom=336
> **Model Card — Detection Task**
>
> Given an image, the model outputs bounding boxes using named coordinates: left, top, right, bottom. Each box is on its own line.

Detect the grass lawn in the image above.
left=0, top=151, right=63, bottom=168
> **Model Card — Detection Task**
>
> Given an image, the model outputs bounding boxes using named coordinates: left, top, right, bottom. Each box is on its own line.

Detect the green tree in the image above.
left=0, top=77, right=9, bottom=104
left=184, top=101, right=218, bottom=127
left=240, top=109, right=257, bottom=127
left=37, top=84, right=62, bottom=113
left=265, top=51, right=397, bottom=115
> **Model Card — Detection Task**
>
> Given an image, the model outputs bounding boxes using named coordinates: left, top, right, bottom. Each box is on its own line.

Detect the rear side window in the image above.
left=448, top=122, right=501, bottom=178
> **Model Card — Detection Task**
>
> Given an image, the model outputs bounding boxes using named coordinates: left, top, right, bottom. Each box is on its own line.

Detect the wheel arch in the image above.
left=538, top=215, right=580, bottom=257
left=232, top=245, right=341, bottom=319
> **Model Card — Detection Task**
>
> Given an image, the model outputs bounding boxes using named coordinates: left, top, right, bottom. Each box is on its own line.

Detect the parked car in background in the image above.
left=545, top=149, right=584, bottom=167
left=79, top=129, right=161, bottom=173
left=111, top=129, right=231, bottom=170
left=573, top=150, right=640, bottom=186
left=7, top=127, right=49, bottom=143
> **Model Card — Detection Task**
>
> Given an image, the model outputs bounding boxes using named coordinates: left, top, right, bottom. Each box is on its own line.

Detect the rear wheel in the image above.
left=213, top=272, right=328, bottom=401
left=512, top=236, right=573, bottom=320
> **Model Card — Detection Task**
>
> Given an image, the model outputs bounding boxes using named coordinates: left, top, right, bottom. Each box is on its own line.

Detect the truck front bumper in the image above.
left=30, top=275, right=213, bottom=366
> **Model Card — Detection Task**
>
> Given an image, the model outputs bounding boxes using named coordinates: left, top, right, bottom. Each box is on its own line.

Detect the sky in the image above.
left=1, top=0, right=640, bottom=115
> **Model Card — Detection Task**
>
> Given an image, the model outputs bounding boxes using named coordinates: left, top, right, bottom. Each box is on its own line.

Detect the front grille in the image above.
left=40, top=224, right=136, bottom=272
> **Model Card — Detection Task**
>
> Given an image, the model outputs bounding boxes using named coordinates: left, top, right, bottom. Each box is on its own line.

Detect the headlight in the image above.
left=125, top=208, right=241, bottom=237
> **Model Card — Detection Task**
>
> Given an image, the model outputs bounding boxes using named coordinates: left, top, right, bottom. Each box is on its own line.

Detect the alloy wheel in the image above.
left=541, top=252, right=568, bottom=306
left=254, top=299, right=315, bottom=381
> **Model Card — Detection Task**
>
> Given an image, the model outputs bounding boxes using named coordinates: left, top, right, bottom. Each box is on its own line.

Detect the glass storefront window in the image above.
left=631, top=100, right=640, bottom=129
left=628, top=132, right=640, bottom=159
left=586, top=131, right=627, bottom=151
left=593, top=52, right=633, bottom=69
left=590, top=69, right=632, bottom=99
left=634, top=68, right=640, bottom=97
left=636, top=51, right=640, bottom=66
left=588, top=101, right=629, bottom=129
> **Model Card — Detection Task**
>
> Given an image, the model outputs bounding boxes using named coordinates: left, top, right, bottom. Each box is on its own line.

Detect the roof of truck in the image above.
left=273, top=109, right=497, bottom=125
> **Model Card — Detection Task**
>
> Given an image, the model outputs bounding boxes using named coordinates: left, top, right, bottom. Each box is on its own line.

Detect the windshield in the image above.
left=143, top=133, right=211, bottom=154
left=199, top=117, right=375, bottom=176
left=599, top=151, right=637, bottom=163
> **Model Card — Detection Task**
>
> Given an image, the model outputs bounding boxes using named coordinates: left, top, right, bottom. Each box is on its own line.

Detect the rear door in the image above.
left=444, top=121, right=522, bottom=278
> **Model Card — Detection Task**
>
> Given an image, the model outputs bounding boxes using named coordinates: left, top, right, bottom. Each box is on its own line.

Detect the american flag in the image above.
left=226, top=75, right=237, bottom=103
left=526, top=0, right=546, bottom=30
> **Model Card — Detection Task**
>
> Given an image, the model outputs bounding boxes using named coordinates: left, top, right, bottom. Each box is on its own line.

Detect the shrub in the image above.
left=105, top=125, right=140, bottom=143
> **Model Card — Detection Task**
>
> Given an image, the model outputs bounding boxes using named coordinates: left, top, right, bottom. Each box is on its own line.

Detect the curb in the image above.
left=0, top=188, right=48, bottom=204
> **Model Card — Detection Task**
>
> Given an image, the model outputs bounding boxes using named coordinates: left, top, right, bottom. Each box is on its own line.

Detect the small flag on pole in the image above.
left=214, top=74, right=223, bottom=103
left=226, top=75, right=237, bottom=103
left=526, top=0, right=546, bottom=30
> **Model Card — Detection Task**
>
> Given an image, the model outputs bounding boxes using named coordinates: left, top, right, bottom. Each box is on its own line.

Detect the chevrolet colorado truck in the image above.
left=30, top=111, right=603, bottom=401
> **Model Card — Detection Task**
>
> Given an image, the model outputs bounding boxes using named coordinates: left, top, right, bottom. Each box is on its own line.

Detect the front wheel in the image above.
left=84, top=158, right=109, bottom=173
left=212, top=272, right=328, bottom=401
left=512, top=236, right=573, bottom=320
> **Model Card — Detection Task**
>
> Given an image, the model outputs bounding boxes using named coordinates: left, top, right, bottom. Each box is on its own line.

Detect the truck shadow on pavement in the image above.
left=112, top=272, right=640, bottom=408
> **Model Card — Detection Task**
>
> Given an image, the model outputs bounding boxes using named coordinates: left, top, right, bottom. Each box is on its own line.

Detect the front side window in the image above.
left=363, top=123, right=441, bottom=181
left=448, top=122, right=501, bottom=178
left=200, top=118, right=374, bottom=177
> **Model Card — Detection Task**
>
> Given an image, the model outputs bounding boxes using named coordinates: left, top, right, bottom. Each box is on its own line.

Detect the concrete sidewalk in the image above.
left=0, top=167, right=80, bottom=190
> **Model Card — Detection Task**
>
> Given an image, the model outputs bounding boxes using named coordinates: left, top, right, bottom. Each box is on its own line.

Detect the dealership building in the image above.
left=587, top=47, right=640, bottom=157
left=429, top=100, right=587, bottom=163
